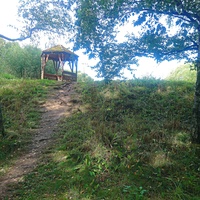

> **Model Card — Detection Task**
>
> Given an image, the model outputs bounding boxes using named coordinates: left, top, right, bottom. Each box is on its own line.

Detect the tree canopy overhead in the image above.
left=71, top=0, right=200, bottom=79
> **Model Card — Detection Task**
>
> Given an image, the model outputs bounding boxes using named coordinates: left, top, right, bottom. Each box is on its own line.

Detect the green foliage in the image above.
left=71, top=0, right=200, bottom=79
left=0, top=103, right=4, bottom=137
left=12, top=78, right=200, bottom=200
left=0, top=73, right=16, bottom=79
left=167, top=64, right=196, bottom=83
left=0, top=40, right=42, bottom=78
left=77, top=72, right=94, bottom=83
left=0, top=39, right=62, bottom=78
left=13, top=1, right=200, bottom=80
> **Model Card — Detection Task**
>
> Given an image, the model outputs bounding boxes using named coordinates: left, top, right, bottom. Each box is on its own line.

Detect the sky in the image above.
left=0, top=0, right=184, bottom=80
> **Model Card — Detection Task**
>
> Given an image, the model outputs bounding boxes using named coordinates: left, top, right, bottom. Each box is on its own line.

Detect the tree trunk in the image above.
left=193, top=34, right=200, bottom=143
left=0, top=103, right=5, bottom=136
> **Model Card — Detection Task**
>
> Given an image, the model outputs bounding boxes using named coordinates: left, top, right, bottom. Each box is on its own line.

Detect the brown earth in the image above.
left=0, top=82, right=80, bottom=199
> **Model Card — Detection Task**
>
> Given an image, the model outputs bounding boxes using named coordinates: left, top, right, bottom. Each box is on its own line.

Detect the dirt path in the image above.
left=0, top=82, right=80, bottom=199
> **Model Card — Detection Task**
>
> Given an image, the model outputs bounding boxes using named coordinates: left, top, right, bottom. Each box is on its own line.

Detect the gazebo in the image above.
left=41, top=45, right=79, bottom=81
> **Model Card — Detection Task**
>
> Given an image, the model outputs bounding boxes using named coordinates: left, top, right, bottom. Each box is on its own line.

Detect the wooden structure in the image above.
left=41, top=45, right=79, bottom=81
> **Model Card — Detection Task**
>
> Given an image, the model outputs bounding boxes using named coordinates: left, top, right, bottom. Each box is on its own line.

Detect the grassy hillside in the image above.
left=0, top=74, right=55, bottom=168
left=167, top=64, right=196, bottom=83
left=10, top=78, right=200, bottom=199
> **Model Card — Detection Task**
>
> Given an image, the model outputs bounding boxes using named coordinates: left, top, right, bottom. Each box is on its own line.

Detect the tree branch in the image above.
left=174, top=0, right=200, bottom=25
left=141, top=8, right=194, bottom=24
left=0, top=27, right=40, bottom=41
left=0, top=25, right=59, bottom=42
left=162, top=44, right=197, bottom=56
left=126, top=1, right=200, bottom=25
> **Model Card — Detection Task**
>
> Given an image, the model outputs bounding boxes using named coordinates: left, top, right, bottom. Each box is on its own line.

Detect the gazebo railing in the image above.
left=62, top=71, right=77, bottom=82
left=44, top=71, right=77, bottom=82
left=44, top=73, right=62, bottom=81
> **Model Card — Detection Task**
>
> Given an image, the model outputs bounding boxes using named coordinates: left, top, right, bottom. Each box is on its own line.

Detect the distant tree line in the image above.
left=0, top=39, right=57, bottom=79
left=0, top=39, right=42, bottom=78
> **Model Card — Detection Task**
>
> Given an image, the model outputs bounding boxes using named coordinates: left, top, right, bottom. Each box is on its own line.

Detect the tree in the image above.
left=0, top=40, right=42, bottom=78
left=70, top=0, right=200, bottom=143
left=4, top=43, right=42, bottom=78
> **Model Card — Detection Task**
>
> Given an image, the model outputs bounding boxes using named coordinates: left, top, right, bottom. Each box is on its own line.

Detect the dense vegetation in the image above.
left=71, top=0, right=200, bottom=79
left=0, top=39, right=55, bottom=79
left=1, top=75, right=199, bottom=199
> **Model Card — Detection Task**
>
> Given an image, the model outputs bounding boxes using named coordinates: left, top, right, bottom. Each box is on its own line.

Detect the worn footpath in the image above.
left=0, top=82, right=80, bottom=199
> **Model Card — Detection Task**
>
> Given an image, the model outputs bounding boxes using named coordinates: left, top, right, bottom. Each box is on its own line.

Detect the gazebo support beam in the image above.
left=41, top=55, right=49, bottom=79
left=72, top=61, right=74, bottom=73
left=59, top=56, right=64, bottom=81
left=53, top=60, right=60, bottom=80
left=75, top=60, right=78, bottom=76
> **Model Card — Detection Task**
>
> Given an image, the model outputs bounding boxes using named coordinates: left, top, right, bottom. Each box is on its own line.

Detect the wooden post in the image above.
left=69, top=61, right=72, bottom=71
left=59, top=55, right=64, bottom=81
left=56, top=62, right=59, bottom=80
left=75, top=59, right=78, bottom=81
left=75, top=59, right=78, bottom=75
left=72, top=61, right=74, bottom=73
left=41, top=55, right=45, bottom=79
left=41, top=54, right=49, bottom=79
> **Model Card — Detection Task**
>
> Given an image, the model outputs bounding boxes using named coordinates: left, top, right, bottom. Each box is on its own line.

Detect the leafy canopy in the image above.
left=15, top=0, right=200, bottom=79
left=0, top=39, right=42, bottom=78
left=72, top=0, right=200, bottom=79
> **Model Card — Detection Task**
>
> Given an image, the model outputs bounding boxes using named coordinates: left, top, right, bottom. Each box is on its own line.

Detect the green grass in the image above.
left=166, top=63, right=196, bottom=83
left=0, top=74, right=57, bottom=172
left=3, top=77, right=200, bottom=199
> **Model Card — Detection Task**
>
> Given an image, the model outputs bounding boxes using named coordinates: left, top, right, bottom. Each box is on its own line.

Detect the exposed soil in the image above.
left=0, top=82, right=80, bottom=199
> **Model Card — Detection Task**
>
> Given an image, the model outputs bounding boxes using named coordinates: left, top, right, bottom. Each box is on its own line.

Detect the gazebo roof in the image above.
left=41, top=45, right=78, bottom=62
